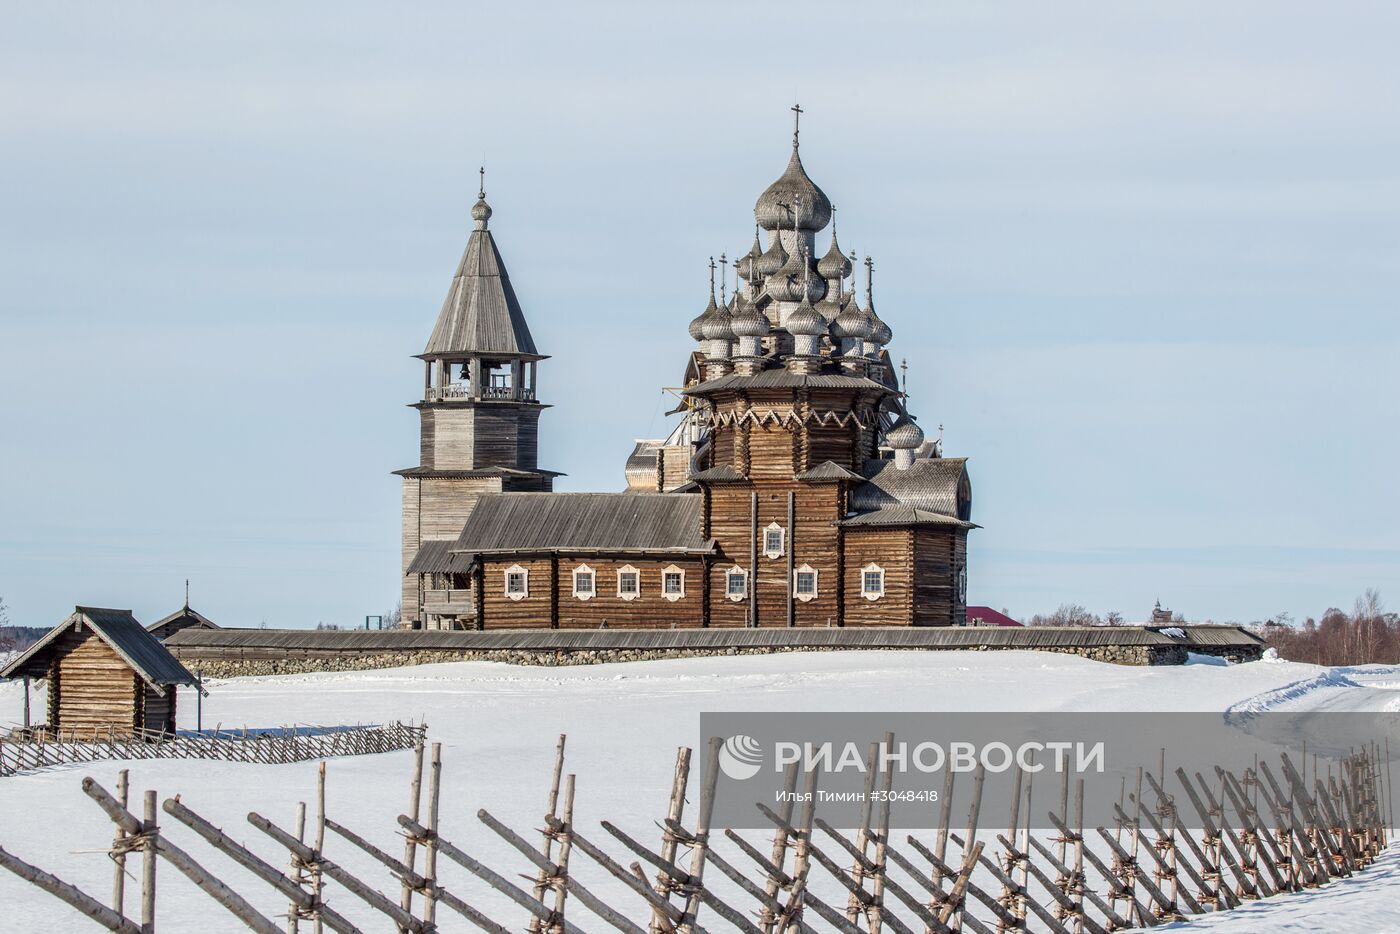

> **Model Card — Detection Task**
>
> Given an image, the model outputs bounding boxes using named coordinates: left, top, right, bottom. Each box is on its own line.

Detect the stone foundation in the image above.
left=174, top=640, right=1226, bottom=679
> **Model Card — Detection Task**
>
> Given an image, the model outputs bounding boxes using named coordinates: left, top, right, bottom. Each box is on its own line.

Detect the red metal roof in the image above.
left=966, top=606, right=1023, bottom=627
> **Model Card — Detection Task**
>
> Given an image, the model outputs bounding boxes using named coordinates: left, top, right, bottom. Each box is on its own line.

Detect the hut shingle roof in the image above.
left=2, top=607, right=199, bottom=688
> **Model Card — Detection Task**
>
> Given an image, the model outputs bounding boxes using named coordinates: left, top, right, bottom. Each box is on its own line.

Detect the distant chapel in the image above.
left=398, top=119, right=976, bottom=630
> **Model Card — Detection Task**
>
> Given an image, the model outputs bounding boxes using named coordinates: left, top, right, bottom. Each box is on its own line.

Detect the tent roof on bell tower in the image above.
left=423, top=177, right=540, bottom=360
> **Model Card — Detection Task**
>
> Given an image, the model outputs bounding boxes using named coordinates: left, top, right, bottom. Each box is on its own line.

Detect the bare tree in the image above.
left=1027, top=603, right=1103, bottom=627
left=1104, top=610, right=1124, bottom=627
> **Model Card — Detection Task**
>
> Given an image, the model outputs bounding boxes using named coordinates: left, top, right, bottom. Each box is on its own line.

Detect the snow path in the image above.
left=1, top=650, right=1395, bottom=931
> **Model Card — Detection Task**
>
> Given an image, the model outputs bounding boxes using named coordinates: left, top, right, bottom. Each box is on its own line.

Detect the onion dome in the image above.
left=867, top=306, right=893, bottom=346
left=885, top=416, right=925, bottom=451
left=755, top=148, right=833, bottom=232
left=471, top=196, right=492, bottom=228
left=736, top=232, right=763, bottom=283
left=817, top=209, right=852, bottom=280
left=831, top=295, right=874, bottom=341
left=688, top=301, right=710, bottom=342
left=817, top=237, right=852, bottom=281
left=785, top=297, right=827, bottom=338
left=471, top=166, right=492, bottom=229
left=701, top=295, right=735, bottom=342
left=754, top=235, right=788, bottom=279
left=729, top=292, right=771, bottom=338
left=768, top=242, right=827, bottom=304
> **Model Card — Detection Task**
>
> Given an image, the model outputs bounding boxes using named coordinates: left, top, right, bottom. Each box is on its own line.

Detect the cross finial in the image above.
left=900, top=358, right=909, bottom=398
left=791, top=103, right=804, bottom=150
left=477, top=166, right=486, bottom=199
left=719, top=253, right=728, bottom=303
left=184, top=578, right=190, bottom=609
left=865, top=255, right=874, bottom=305
left=708, top=256, right=716, bottom=298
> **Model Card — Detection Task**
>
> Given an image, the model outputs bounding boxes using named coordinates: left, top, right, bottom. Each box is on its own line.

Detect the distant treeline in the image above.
left=0, top=627, right=46, bottom=653
left=1263, top=589, right=1399, bottom=667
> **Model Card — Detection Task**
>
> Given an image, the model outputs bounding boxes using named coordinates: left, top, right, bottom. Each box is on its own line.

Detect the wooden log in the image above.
left=1109, top=804, right=1201, bottom=915
left=762, top=762, right=800, bottom=934
left=162, top=799, right=359, bottom=934
left=654, top=746, right=692, bottom=932
left=404, top=816, right=555, bottom=925
left=1173, top=768, right=1259, bottom=900
left=544, top=815, right=684, bottom=929
left=530, top=735, right=568, bottom=934
left=550, top=774, right=577, bottom=934
left=1254, top=761, right=1322, bottom=887
left=846, top=741, right=881, bottom=925
left=83, top=780, right=282, bottom=934
left=869, top=731, right=896, bottom=933
left=903, top=836, right=1010, bottom=933
left=423, top=743, right=442, bottom=927
left=1216, top=768, right=1288, bottom=893
left=400, top=734, right=426, bottom=928
left=1044, top=813, right=1156, bottom=928
left=323, top=816, right=509, bottom=934
left=141, top=790, right=157, bottom=934
left=113, top=769, right=129, bottom=920
left=1025, top=833, right=1127, bottom=929
left=1127, top=794, right=1213, bottom=913
left=1141, top=770, right=1236, bottom=910
left=251, top=812, right=425, bottom=932
left=0, top=843, right=141, bottom=933
left=678, top=737, right=722, bottom=934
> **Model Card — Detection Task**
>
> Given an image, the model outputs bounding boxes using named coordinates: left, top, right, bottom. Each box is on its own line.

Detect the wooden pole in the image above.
left=551, top=774, right=577, bottom=932
left=113, top=769, right=129, bottom=918
left=423, top=742, right=442, bottom=927
left=289, top=801, right=306, bottom=933
left=141, top=790, right=157, bottom=934
left=400, top=733, right=426, bottom=927
left=531, top=734, right=567, bottom=934
left=22, top=676, right=30, bottom=730
left=313, top=762, right=326, bottom=934
left=847, top=741, right=881, bottom=925
left=654, top=746, right=692, bottom=932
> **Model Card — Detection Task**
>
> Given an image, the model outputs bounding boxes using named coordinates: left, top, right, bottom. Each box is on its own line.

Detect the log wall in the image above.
left=913, top=527, right=969, bottom=627
left=50, top=628, right=138, bottom=735
left=842, top=528, right=914, bottom=627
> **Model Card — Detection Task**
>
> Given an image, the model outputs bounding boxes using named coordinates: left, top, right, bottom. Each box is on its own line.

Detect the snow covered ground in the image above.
left=1, top=650, right=1397, bottom=931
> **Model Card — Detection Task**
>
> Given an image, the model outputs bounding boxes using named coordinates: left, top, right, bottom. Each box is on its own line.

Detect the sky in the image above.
left=1, top=2, right=1397, bottom=629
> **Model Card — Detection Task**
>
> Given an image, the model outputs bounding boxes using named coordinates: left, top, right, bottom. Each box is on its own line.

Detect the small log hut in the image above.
left=1, top=607, right=201, bottom=738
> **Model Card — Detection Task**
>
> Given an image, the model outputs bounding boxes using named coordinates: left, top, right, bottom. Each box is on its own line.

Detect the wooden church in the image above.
left=399, top=117, right=975, bottom=630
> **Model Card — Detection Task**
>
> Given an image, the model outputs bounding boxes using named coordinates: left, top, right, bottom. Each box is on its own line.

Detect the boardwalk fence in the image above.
left=0, top=731, right=1392, bottom=932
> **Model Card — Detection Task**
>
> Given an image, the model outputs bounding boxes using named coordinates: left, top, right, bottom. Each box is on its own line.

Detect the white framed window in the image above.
left=957, top=563, right=968, bottom=603
left=861, top=563, right=885, bottom=601
left=662, top=565, right=685, bottom=602
left=572, top=564, right=595, bottom=601
left=617, top=565, right=641, bottom=601
left=504, top=564, right=529, bottom=601
left=725, top=566, right=748, bottom=602
left=763, top=522, right=785, bottom=559
left=793, top=564, right=818, bottom=603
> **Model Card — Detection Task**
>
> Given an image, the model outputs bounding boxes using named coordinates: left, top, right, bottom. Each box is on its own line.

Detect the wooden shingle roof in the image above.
left=851, top=457, right=971, bottom=519
left=2, top=607, right=199, bottom=689
left=454, top=492, right=712, bottom=555
left=423, top=222, right=539, bottom=359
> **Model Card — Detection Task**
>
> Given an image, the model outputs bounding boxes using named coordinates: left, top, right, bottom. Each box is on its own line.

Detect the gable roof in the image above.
left=797, top=461, right=866, bottom=483
left=146, top=605, right=220, bottom=634
left=2, top=607, right=199, bottom=689
left=423, top=225, right=538, bottom=358
left=455, top=492, right=712, bottom=555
